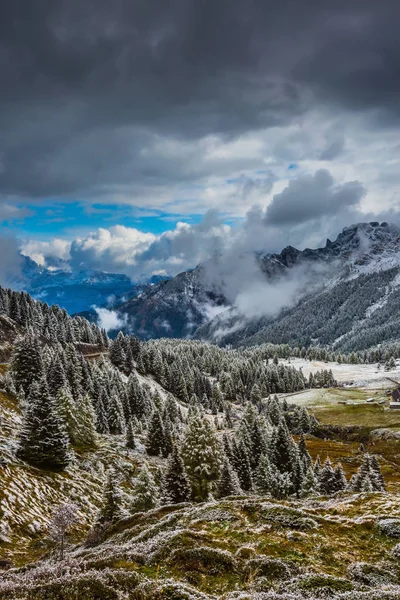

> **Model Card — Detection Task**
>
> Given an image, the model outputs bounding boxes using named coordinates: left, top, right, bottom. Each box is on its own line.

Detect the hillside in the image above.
left=2, top=286, right=400, bottom=598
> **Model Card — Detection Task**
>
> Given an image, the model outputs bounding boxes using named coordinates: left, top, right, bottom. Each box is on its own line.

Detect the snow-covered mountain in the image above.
left=12, top=256, right=135, bottom=314
left=113, top=222, right=400, bottom=350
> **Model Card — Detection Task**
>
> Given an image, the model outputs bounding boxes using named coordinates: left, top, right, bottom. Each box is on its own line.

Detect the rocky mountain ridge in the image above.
left=112, top=222, right=400, bottom=348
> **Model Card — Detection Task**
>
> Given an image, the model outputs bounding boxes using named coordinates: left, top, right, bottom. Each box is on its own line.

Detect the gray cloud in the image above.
left=0, top=236, right=23, bottom=287
left=264, top=169, right=366, bottom=226
left=0, top=0, right=400, bottom=206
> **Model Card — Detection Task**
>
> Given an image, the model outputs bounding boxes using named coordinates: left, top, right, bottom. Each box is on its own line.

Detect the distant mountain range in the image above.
left=12, top=256, right=167, bottom=316
left=15, top=222, right=400, bottom=351
left=107, top=221, right=400, bottom=351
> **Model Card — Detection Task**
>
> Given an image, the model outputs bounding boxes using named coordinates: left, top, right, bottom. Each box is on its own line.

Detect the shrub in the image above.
left=259, top=504, right=318, bottom=530
left=169, top=546, right=237, bottom=574
left=284, top=573, right=354, bottom=596
left=391, top=543, right=400, bottom=559
left=130, top=579, right=212, bottom=599
left=347, top=561, right=397, bottom=586
left=17, top=574, right=119, bottom=600
left=376, top=519, right=400, bottom=538
left=244, top=557, right=297, bottom=582
left=235, top=546, right=257, bottom=560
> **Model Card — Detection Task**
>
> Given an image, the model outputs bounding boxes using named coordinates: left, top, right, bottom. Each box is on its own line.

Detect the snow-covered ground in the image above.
left=282, top=358, right=400, bottom=388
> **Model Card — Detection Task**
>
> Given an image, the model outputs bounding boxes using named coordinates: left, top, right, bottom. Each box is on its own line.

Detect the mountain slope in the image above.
left=115, top=265, right=228, bottom=339
left=111, top=221, right=400, bottom=350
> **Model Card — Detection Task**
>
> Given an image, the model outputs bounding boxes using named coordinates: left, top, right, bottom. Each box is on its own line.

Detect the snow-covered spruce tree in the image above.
left=348, top=454, right=386, bottom=492
left=17, top=379, right=70, bottom=470
left=181, top=410, right=222, bottom=501
left=333, top=463, right=347, bottom=492
left=270, top=418, right=296, bottom=474
left=234, top=439, right=253, bottom=492
left=249, top=418, right=268, bottom=470
left=75, top=393, right=97, bottom=447
left=109, top=331, right=126, bottom=370
left=47, top=354, right=68, bottom=399
left=131, top=464, right=159, bottom=512
left=301, top=466, right=319, bottom=497
left=10, top=333, right=44, bottom=397
left=162, top=444, right=191, bottom=504
left=313, top=456, right=322, bottom=478
left=97, top=469, right=123, bottom=524
left=255, top=453, right=272, bottom=495
left=94, top=388, right=109, bottom=434
left=107, top=393, right=125, bottom=435
left=145, top=408, right=166, bottom=456
left=318, top=458, right=337, bottom=495
left=268, top=462, right=292, bottom=499
left=125, top=420, right=136, bottom=450
left=298, top=433, right=312, bottom=471
left=217, top=455, right=242, bottom=498
left=56, top=387, right=80, bottom=445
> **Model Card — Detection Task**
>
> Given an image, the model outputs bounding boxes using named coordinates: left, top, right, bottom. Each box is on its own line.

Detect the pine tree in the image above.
left=98, top=470, right=123, bottom=523
left=255, top=453, right=272, bottom=495
left=17, top=379, right=70, bottom=470
left=107, top=394, right=125, bottom=435
left=131, top=465, right=159, bottom=512
left=333, top=463, right=347, bottom=492
left=270, top=419, right=295, bottom=474
left=126, top=420, right=136, bottom=450
left=234, top=439, right=253, bottom=492
left=301, top=466, right=319, bottom=497
left=145, top=409, right=165, bottom=456
left=181, top=411, right=221, bottom=501
left=162, top=445, right=191, bottom=504
left=318, top=458, right=337, bottom=495
left=11, top=333, right=44, bottom=397
left=109, top=332, right=126, bottom=370
left=217, top=456, right=242, bottom=498
left=298, top=433, right=312, bottom=471
left=75, top=394, right=97, bottom=447
left=56, top=387, right=80, bottom=445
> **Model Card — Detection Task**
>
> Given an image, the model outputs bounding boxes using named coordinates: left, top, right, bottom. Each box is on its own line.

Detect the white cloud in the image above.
left=20, top=238, right=71, bottom=266
left=93, top=307, right=127, bottom=332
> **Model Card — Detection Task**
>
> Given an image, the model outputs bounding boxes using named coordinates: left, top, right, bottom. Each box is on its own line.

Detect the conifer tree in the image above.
left=145, top=409, right=166, bottom=456
left=270, top=419, right=295, bottom=474
left=17, top=379, right=70, bottom=470
left=301, top=466, right=319, bottom=497
left=255, top=453, right=272, bottom=495
left=162, top=445, right=191, bottom=504
left=56, top=387, right=80, bottom=444
left=125, top=420, right=136, bottom=450
left=47, top=354, right=68, bottom=398
left=333, top=463, right=347, bottom=492
left=234, top=439, right=253, bottom=492
left=298, top=433, right=312, bottom=471
left=107, top=394, right=125, bottom=435
left=131, top=465, right=159, bottom=512
left=98, top=470, right=123, bottom=523
left=318, top=458, right=337, bottom=495
left=217, top=456, right=242, bottom=498
left=11, top=333, right=44, bottom=397
left=75, top=394, right=97, bottom=447
left=94, top=388, right=109, bottom=434
left=181, top=410, right=221, bottom=501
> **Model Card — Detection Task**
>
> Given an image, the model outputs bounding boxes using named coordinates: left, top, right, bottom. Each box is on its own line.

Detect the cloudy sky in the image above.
left=2, top=0, right=400, bottom=279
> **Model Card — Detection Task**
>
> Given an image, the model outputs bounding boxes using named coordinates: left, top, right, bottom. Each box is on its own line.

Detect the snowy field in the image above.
left=282, top=358, right=400, bottom=388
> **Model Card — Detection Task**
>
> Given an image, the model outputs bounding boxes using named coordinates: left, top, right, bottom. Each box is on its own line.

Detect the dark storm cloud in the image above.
left=0, top=0, right=399, bottom=200
left=265, top=170, right=366, bottom=226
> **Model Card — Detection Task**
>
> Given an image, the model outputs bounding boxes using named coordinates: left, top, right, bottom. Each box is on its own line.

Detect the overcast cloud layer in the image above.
left=2, top=0, right=400, bottom=280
